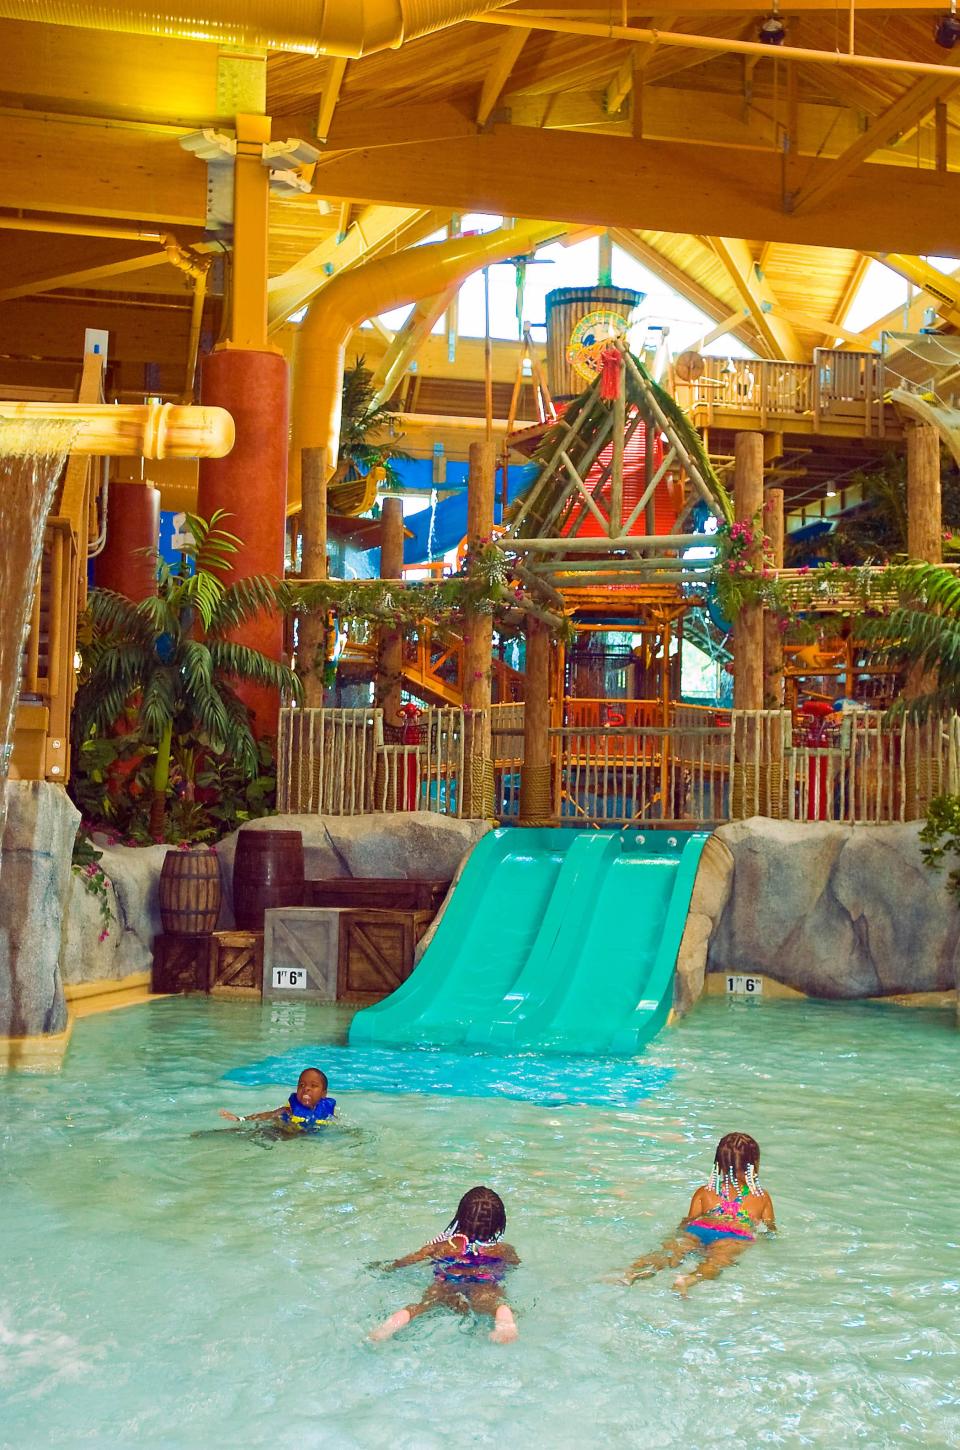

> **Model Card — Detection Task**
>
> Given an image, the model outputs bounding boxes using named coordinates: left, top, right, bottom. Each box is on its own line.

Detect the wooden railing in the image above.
left=674, top=348, right=889, bottom=438
left=278, top=704, right=960, bottom=825
left=277, top=705, right=485, bottom=817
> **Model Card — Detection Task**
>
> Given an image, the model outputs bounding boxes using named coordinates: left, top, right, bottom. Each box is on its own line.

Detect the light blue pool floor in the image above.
left=2, top=994, right=959, bottom=1448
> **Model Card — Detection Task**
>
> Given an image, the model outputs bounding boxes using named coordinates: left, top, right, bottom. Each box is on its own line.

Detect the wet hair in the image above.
left=714, top=1132, right=760, bottom=1184
left=298, top=1067, right=328, bottom=1094
left=443, top=1186, right=507, bottom=1244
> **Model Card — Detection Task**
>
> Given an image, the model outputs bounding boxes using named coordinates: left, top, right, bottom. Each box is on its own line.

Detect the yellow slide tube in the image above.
left=289, top=219, right=566, bottom=507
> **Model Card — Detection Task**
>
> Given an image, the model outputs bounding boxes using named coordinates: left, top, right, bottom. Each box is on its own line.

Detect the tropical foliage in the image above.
left=786, top=452, right=960, bottom=567
left=336, top=356, right=410, bottom=489
left=863, top=562, right=960, bottom=716
left=73, top=511, right=299, bottom=838
left=919, top=794, right=960, bottom=907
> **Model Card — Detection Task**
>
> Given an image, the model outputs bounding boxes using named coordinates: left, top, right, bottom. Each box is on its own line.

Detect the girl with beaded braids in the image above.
left=370, top=1186, right=519, bottom=1343
left=618, top=1132, right=775, bottom=1296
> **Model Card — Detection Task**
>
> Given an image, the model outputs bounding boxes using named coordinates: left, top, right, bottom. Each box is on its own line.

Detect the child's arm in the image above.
left=219, top=1106, right=285, bottom=1122
left=376, top=1242, right=441, bottom=1271
left=682, top=1186, right=708, bottom=1222
left=495, top=1243, right=520, bottom=1266
left=759, top=1191, right=777, bottom=1230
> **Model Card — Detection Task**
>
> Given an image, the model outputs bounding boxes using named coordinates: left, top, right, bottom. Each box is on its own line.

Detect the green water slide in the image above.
left=348, top=828, right=708, bottom=1057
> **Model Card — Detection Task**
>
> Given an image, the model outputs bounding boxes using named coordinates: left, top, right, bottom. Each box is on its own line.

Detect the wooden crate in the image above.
left=262, top=908, right=344, bottom=1002
left=304, top=878, right=450, bottom=913
left=337, top=908, right=434, bottom=1002
left=152, top=934, right=211, bottom=994
left=209, top=931, right=264, bottom=992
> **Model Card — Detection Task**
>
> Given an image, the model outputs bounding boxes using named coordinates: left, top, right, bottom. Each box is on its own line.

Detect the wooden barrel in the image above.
left=158, top=849, right=222, bottom=935
left=544, top=285, right=643, bottom=400
left=232, top=829, right=304, bottom=931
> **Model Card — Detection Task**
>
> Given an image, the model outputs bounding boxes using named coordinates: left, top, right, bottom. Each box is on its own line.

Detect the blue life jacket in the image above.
left=280, top=1092, right=336, bottom=1128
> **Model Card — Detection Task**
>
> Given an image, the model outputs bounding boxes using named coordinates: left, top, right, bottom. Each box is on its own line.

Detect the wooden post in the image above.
left=519, top=619, right=553, bottom=825
left=762, top=485, right=786, bottom=815
left=732, top=431, right=764, bottom=816
left=907, top=422, right=942, bottom=564
left=733, top=432, right=764, bottom=711
left=299, top=445, right=328, bottom=707
left=376, top=496, right=405, bottom=729
left=464, top=439, right=496, bottom=816
left=904, top=422, right=942, bottom=817
left=763, top=486, right=785, bottom=709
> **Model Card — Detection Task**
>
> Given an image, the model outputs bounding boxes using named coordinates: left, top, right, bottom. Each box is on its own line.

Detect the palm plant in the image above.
left=866, top=562, right=960, bottom=715
left=335, top=356, right=409, bottom=489
left=74, top=511, right=300, bottom=837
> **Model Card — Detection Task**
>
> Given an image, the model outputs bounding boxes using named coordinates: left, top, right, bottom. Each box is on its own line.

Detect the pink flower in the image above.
left=98, top=930, right=109, bottom=943
left=798, top=565, right=811, bottom=575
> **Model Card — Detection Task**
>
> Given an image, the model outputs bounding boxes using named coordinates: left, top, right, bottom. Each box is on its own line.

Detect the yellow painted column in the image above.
left=198, top=113, right=289, bottom=733
left=229, top=113, right=272, bottom=351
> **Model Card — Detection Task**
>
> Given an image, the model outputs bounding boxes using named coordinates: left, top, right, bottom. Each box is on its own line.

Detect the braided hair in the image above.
left=438, top=1186, right=507, bottom=1245
left=711, top=1132, right=762, bottom=1195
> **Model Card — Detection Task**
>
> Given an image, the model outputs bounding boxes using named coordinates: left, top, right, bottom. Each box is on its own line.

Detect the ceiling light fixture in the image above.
left=758, top=1, right=786, bottom=46
left=934, top=0, right=960, bottom=48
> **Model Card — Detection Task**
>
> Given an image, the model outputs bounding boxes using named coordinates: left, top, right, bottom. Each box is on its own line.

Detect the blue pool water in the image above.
left=225, top=1043, right=674, bottom=1109
left=2, top=995, right=959, bottom=1448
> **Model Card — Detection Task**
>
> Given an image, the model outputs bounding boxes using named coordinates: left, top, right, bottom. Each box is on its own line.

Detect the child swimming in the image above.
left=219, top=1067, right=336, bottom=1130
left=621, top=1131, right=775, bottom=1295
left=370, top=1185, right=519, bottom=1344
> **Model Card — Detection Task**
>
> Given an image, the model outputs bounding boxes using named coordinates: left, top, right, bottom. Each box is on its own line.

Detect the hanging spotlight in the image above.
left=934, top=1, right=960, bottom=49
left=758, top=1, right=786, bottom=46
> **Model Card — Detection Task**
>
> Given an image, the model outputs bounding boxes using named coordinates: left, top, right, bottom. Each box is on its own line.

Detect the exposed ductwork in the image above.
left=0, top=1, right=516, bottom=57
left=290, top=219, right=567, bottom=507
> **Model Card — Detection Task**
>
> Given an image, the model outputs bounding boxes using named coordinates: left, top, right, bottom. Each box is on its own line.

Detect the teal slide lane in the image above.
left=348, top=828, right=709, bottom=1057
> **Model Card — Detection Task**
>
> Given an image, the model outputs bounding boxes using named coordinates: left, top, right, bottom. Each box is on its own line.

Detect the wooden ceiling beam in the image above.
left=477, top=27, right=531, bottom=126
left=310, top=124, right=960, bottom=256
left=0, top=112, right=205, bottom=226
left=316, top=57, right=348, bottom=143
left=708, top=236, right=806, bottom=360
left=0, top=250, right=167, bottom=304
left=608, top=229, right=759, bottom=351
left=790, top=74, right=960, bottom=215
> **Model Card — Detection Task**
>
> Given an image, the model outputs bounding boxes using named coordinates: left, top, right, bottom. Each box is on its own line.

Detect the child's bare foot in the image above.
left=218, top=1110, right=240, bottom=1121
left=370, top=1309, right=411, bottom=1341
left=489, top=1306, right=518, bottom=1344
left=672, top=1273, right=695, bottom=1296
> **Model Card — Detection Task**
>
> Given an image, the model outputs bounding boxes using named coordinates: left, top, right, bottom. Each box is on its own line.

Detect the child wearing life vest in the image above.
left=370, top=1185, right=519, bottom=1344
left=219, top=1067, right=336, bottom=1130
left=620, top=1132, right=775, bottom=1295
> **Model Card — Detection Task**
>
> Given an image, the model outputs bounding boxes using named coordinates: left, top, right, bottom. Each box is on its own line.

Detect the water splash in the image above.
left=0, top=419, right=79, bottom=843
left=426, top=487, right=438, bottom=563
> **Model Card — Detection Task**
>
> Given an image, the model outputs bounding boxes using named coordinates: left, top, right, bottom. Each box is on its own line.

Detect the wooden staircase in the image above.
left=340, top=621, right=524, bottom=708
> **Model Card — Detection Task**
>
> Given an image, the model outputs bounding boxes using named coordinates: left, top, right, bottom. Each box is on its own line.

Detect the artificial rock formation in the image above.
left=708, top=818, right=960, bottom=998
left=0, top=782, right=78, bottom=1035
left=71, top=813, right=493, bottom=983
left=672, top=834, right=735, bottom=1018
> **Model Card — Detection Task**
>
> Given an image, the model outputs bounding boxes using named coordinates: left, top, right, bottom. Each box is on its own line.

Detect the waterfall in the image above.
left=426, top=488, right=438, bottom=564
left=0, top=419, right=79, bottom=854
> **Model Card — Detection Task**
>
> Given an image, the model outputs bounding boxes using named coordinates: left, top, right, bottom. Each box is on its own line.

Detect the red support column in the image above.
left=197, top=348, right=288, bottom=735
left=94, top=481, right=160, bottom=600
